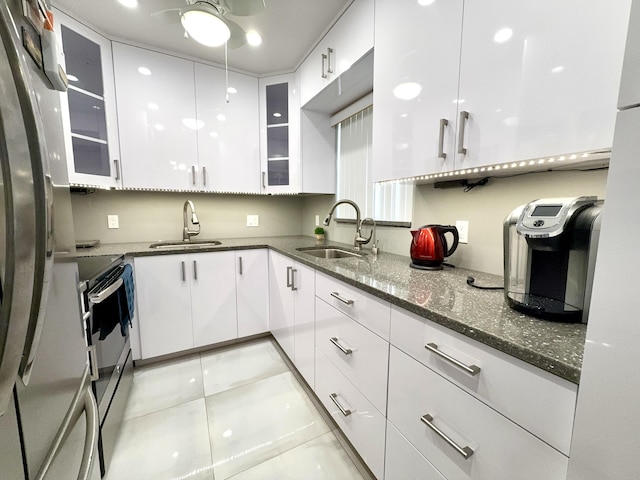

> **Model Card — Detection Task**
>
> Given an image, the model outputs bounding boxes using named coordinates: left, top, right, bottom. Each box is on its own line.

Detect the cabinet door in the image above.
left=372, top=0, right=463, bottom=181
left=456, top=0, right=630, bottom=170
left=134, top=255, right=193, bottom=359
left=236, top=249, right=269, bottom=337
left=113, top=43, right=198, bottom=190
left=259, top=74, right=301, bottom=193
left=195, top=64, right=260, bottom=193
left=55, top=10, right=121, bottom=189
left=292, top=262, right=315, bottom=387
left=268, top=251, right=295, bottom=359
left=299, top=39, right=332, bottom=107
left=191, top=251, right=237, bottom=347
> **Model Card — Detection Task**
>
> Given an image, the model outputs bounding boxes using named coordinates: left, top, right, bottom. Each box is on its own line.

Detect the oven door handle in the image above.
left=88, top=278, right=123, bottom=305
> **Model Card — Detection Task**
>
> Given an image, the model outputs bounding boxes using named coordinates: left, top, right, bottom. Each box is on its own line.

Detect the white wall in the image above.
left=71, top=190, right=305, bottom=243
left=302, top=168, right=609, bottom=275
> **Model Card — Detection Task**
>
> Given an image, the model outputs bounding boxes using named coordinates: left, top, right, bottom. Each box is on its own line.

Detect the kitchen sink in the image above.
left=149, top=239, right=222, bottom=249
left=296, top=246, right=365, bottom=259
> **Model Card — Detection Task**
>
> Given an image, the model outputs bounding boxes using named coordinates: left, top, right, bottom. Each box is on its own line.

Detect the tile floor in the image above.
left=104, top=338, right=373, bottom=480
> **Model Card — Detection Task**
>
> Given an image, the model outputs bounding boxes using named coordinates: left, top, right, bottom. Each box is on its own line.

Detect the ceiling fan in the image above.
left=152, top=0, right=266, bottom=48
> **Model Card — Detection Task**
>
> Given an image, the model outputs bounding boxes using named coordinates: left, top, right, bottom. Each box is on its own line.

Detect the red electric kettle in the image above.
left=410, top=224, right=459, bottom=270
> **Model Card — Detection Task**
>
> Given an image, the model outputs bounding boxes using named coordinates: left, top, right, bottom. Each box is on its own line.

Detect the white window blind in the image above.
left=336, top=105, right=414, bottom=223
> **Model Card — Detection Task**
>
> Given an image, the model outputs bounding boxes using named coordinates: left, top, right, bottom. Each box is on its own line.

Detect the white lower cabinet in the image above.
left=268, top=251, right=315, bottom=387
left=314, top=348, right=386, bottom=479
left=135, top=249, right=268, bottom=359
left=387, top=346, right=569, bottom=480
left=385, top=421, right=446, bottom=480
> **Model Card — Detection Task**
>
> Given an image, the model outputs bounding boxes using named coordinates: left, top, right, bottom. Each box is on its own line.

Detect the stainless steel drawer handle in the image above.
left=330, top=292, right=353, bottom=305
left=321, top=53, right=328, bottom=79
left=425, top=343, right=481, bottom=376
left=193, top=260, right=198, bottom=280
left=421, top=413, right=474, bottom=459
left=238, top=256, right=243, bottom=275
left=286, top=266, right=293, bottom=287
left=113, top=159, right=121, bottom=180
left=291, top=268, right=298, bottom=291
left=329, top=393, right=352, bottom=417
left=326, top=47, right=334, bottom=74
left=181, top=261, right=186, bottom=282
left=330, top=337, right=353, bottom=355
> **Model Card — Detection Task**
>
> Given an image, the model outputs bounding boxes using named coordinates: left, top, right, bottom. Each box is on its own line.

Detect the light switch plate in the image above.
left=246, top=214, right=259, bottom=227
left=107, top=215, right=119, bottom=229
left=456, top=220, right=469, bottom=244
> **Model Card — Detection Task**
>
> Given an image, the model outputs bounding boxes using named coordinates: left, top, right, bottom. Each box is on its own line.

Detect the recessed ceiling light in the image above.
left=273, top=112, right=282, bottom=118
left=138, top=67, right=151, bottom=76
left=246, top=31, right=262, bottom=46
left=117, top=0, right=138, bottom=8
left=216, top=114, right=226, bottom=122
left=493, top=27, right=513, bottom=43
left=417, top=0, right=435, bottom=5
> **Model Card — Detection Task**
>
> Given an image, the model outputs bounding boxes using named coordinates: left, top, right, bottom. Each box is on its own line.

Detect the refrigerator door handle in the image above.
left=34, top=366, right=99, bottom=480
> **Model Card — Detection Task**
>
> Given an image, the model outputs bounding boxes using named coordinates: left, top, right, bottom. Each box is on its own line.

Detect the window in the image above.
left=334, top=102, right=414, bottom=225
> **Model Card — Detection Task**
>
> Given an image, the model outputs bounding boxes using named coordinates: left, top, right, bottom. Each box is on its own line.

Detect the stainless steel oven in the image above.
left=78, top=255, right=134, bottom=477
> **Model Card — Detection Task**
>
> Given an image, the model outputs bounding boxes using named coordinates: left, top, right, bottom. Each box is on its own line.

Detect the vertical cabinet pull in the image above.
left=262, top=171, right=266, bottom=189
left=286, top=266, right=292, bottom=287
left=238, top=256, right=243, bottom=275
left=181, top=261, right=186, bottom=281
left=329, top=393, right=352, bottom=417
left=438, top=119, right=448, bottom=159
left=425, top=342, right=481, bottom=376
left=458, top=111, right=469, bottom=155
left=113, top=159, right=121, bottom=180
left=192, top=165, right=197, bottom=186
left=202, top=166, right=207, bottom=187
left=321, top=53, right=328, bottom=79
left=193, top=260, right=198, bottom=280
left=291, top=268, right=298, bottom=291
left=326, top=47, right=334, bottom=74
left=420, top=414, right=475, bottom=459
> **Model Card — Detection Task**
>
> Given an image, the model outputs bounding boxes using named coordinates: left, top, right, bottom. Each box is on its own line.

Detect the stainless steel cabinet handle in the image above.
left=113, top=159, right=120, bottom=181
left=202, top=166, right=207, bottom=187
left=88, top=346, right=99, bottom=381
left=327, top=47, right=334, bottom=74
left=181, top=261, right=186, bottom=282
left=420, top=413, right=474, bottom=459
left=438, top=118, right=448, bottom=159
left=238, top=256, right=243, bottom=275
left=192, top=165, right=196, bottom=186
left=262, top=171, right=266, bottom=189
left=291, top=268, right=298, bottom=291
left=458, top=110, right=469, bottom=155
left=329, top=393, right=352, bottom=416
left=321, top=53, right=328, bottom=79
left=286, top=266, right=293, bottom=287
left=425, top=342, right=481, bottom=376
left=193, top=260, right=198, bottom=280
left=330, top=291, right=354, bottom=305
left=330, top=337, right=352, bottom=355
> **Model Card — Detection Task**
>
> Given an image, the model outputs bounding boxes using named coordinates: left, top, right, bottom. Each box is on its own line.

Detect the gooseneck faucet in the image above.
left=183, top=200, right=201, bottom=241
left=323, top=199, right=370, bottom=251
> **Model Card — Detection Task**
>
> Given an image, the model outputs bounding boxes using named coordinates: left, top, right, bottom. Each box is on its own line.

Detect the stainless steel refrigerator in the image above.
left=0, top=0, right=100, bottom=479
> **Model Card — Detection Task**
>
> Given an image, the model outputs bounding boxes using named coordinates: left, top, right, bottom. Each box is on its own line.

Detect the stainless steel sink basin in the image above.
left=149, top=240, right=222, bottom=249
left=296, top=247, right=365, bottom=259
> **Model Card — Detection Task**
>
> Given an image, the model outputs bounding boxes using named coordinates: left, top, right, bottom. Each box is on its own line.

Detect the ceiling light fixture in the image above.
left=181, top=4, right=231, bottom=47
left=117, top=0, right=138, bottom=8
left=246, top=31, right=263, bottom=46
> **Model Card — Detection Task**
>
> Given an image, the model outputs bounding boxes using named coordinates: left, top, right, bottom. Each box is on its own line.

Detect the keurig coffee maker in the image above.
left=503, top=196, right=603, bottom=323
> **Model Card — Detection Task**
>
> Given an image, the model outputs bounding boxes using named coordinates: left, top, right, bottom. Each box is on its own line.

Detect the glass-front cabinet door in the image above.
left=259, top=74, right=300, bottom=193
left=54, top=9, right=121, bottom=189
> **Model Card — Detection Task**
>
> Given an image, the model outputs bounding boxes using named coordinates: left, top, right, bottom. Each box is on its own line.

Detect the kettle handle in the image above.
left=440, top=226, right=460, bottom=257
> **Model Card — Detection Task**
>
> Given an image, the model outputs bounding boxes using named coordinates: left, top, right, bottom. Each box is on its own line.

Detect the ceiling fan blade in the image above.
left=224, top=17, right=247, bottom=49
left=220, top=0, right=265, bottom=16
left=151, top=8, right=182, bottom=24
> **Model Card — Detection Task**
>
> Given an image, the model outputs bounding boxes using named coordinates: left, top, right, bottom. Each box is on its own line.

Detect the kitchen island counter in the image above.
left=76, top=235, right=585, bottom=383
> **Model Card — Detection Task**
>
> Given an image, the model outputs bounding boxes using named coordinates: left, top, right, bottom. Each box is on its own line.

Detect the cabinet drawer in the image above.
left=315, top=272, right=390, bottom=340
left=388, top=347, right=569, bottom=480
left=389, top=306, right=577, bottom=454
left=385, top=421, right=446, bottom=480
left=315, top=348, right=386, bottom=479
left=316, top=297, right=389, bottom=414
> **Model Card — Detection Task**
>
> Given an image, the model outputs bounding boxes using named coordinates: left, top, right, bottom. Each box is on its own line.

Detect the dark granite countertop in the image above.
left=75, top=235, right=586, bottom=384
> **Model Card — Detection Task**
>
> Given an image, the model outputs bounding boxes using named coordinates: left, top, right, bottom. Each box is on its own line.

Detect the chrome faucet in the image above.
left=183, top=200, right=200, bottom=241
left=323, top=199, right=370, bottom=251
left=360, top=217, right=378, bottom=255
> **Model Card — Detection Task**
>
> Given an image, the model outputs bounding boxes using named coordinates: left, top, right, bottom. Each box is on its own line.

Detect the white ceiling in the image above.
left=51, top=0, right=353, bottom=76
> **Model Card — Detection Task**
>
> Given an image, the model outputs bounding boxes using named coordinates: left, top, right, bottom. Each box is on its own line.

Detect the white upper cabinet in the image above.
left=113, top=42, right=199, bottom=190
left=299, top=0, right=374, bottom=106
left=55, top=10, right=121, bottom=189
left=194, top=64, right=260, bottom=193
left=372, top=0, right=463, bottom=181
left=372, top=0, right=631, bottom=181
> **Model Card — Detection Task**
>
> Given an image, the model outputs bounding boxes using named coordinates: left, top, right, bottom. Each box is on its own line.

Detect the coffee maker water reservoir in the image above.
left=503, top=196, right=603, bottom=323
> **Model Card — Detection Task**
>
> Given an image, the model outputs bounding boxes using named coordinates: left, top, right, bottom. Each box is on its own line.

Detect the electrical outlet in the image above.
left=315, top=215, right=320, bottom=227
left=107, top=215, right=119, bottom=229
left=246, top=214, right=259, bottom=227
left=456, top=220, right=469, bottom=244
